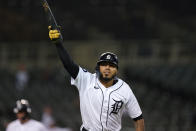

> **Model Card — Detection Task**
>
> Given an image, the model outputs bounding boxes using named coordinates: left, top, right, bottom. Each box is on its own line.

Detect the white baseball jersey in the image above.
left=71, top=67, right=142, bottom=131
left=6, top=119, right=47, bottom=131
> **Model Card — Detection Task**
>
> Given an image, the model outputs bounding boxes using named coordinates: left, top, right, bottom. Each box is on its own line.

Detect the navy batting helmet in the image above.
left=97, top=52, right=118, bottom=68
left=13, top=99, right=31, bottom=114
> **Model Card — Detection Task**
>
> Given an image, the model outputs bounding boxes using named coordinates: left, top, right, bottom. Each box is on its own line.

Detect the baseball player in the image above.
left=48, top=27, right=145, bottom=131
left=6, top=99, right=48, bottom=131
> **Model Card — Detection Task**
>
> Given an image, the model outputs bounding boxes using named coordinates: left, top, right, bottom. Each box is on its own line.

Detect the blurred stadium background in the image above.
left=0, top=0, right=196, bottom=130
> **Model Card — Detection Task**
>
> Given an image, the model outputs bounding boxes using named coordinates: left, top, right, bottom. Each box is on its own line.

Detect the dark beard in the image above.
left=21, top=113, right=30, bottom=120
left=99, top=73, right=116, bottom=83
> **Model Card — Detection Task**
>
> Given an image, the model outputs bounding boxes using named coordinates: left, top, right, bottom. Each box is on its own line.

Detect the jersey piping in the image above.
left=99, top=86, right=104, bottom=131
left=106, top=82, right=124, bottom=127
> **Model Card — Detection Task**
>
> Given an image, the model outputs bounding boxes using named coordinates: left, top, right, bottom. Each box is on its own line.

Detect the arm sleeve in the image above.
left=6, top=124, right=12, bottom=131
left=41, top=124, right=48, bottom=131
left=55, top=41, right=79, bottom=79
left=71, top=67, right=92, bottom=91
left=133, top=114, right=143, bottom=121
left=125, top=89, right=142, bottom=119
left=6, top=127, right=9, bottom=131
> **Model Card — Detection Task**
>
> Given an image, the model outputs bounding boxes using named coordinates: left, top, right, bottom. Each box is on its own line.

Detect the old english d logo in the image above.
left=106, top=55, right=111, bottom=60
left=110, top=99, right=123, bottom=115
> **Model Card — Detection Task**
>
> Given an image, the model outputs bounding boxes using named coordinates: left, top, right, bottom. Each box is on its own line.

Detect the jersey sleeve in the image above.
left=6, top=125, right=11, bottom=131
left=71, top=66, right=92, bottom=91
left=37, top=121, right=48, bottom=131
left=40, top=125, right=48, bottom=131
left=6, top=122, right=14, bottom=131
left=125, top=89, right=142, bottom=119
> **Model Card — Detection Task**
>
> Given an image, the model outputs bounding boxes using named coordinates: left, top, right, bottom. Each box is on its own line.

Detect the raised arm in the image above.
left=48, top=26, right=79, bottom=79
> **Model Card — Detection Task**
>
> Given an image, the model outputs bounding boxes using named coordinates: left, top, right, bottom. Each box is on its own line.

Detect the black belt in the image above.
left=82, top=127, right=88, bottom=131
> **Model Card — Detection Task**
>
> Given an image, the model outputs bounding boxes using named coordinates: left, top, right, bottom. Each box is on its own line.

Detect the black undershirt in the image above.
left=133, top=114, right=143, bottom=121
left=55, top=41, right=79, bottom=79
